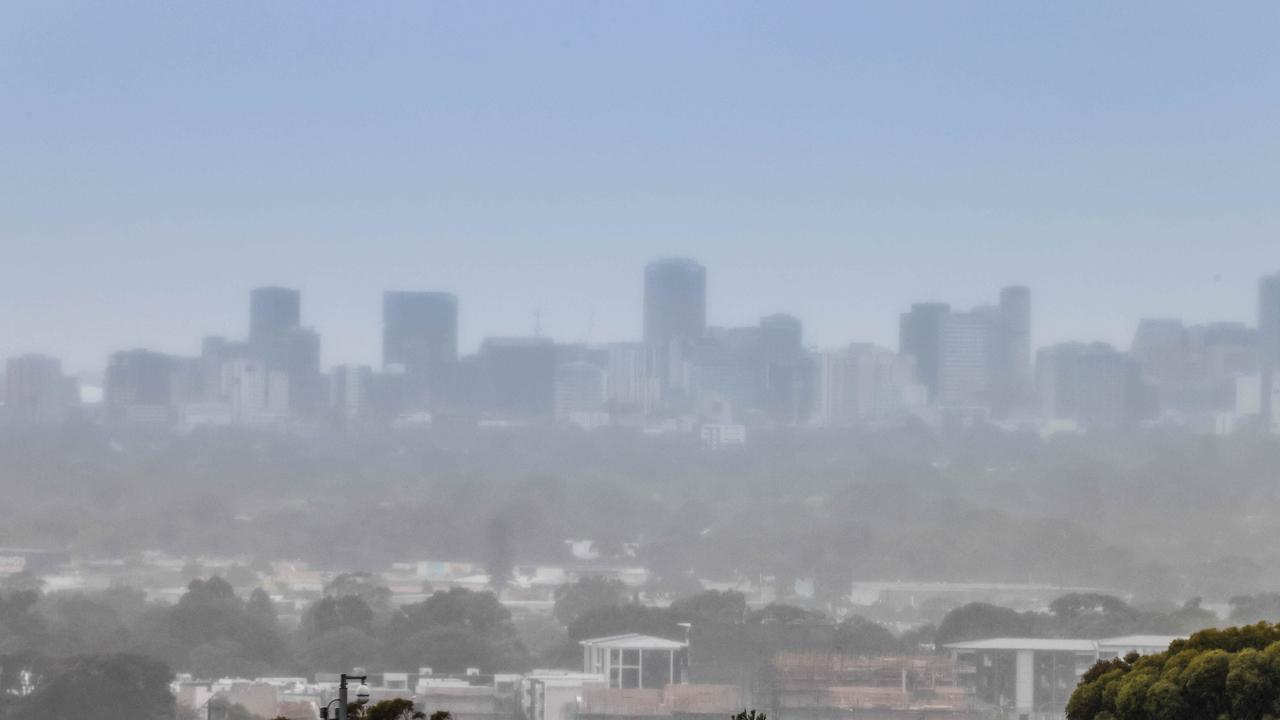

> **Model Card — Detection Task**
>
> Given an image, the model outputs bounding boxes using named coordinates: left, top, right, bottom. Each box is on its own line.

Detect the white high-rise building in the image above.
left=939, top=308, right=995, bottom=408
left=815, top=344, right=921, bottom=426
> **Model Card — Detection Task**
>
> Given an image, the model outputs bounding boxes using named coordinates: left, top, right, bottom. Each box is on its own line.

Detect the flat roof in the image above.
left=944, top=638, right=1099, bottom=653
left=1097, top=635, right=1184, bottom=649
left=580, top=633, right=688, bottom=650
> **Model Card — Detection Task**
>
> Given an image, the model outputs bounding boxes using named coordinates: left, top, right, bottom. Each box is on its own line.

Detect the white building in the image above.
left=815, top=344, right=921, bottom=426
left=945, top=635, right=1183, bottom=720
left=581, top=634, right=688, bottom=690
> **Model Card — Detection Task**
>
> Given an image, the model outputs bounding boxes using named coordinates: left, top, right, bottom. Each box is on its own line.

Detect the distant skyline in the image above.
left=3, top=2, right=1280, bottom=374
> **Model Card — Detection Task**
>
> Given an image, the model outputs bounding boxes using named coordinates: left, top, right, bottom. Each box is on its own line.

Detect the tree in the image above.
left=303, top=595, right=375, bottom=639
left=325, top=572, right=393, bottom=612
left=835, top=616, right=902, bottom=656
left=383, top=589, right=528, bottom=672
left=746, top=604, right=826, bottom=625
left=568, top=605, right=682, bottom=642
left=732, top=711, right=767, bottom=720
left=935, top=603, right=1033, bottom=646
left=360, top=698, right=426, bottom=720
left=669, top=590, right=747, bottom=625
left=553, top=578, right=628, bottom=626
left=1068, top=622, right=1280, bottom=720
left=11, top=653, right=174, bottom=720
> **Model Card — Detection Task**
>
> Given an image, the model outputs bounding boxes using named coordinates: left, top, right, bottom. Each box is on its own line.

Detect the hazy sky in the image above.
left=3, top=2, right=1279, bottom=374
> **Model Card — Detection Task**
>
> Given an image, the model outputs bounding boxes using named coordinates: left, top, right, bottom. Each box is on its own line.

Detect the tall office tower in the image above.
left=689, top=326, right=763, bottom=419
left=478, top=337, right=556, bottom=417
left=938, top=307, right=995, bottom=407
left=759, top=314, right=804, bottom=423
left=991, top=286, right=1031, bottom=415
left=1130, top=318, right=1193, bottom=416
left=198, top=336, right=246, bottom=402
left=606, top=342, right=655, bottom=411
left=105, top=349, right=178, bottom=424
left=249, top=287, right=301, bottom=344
left=4, top=354, right=76, bottom=425
left=382, top=291, right=458, bottom=380
left=898, top=302, right=950, bottom=401
left=643, top=258, right=707, bottom=394
left=247, top=287, right=322, bottom=415
left=1260, top=272, right=1280, bottom=429
left=1038, top=342, right=1143, bottom=430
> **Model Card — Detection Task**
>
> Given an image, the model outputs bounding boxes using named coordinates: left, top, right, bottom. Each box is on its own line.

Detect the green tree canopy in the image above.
left=1068, top=622, right=1280, bottom=720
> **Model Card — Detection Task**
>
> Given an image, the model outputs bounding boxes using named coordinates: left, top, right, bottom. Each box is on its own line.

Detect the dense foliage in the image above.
left=935, top=596, right=1217, bottom=646
left=1067, top=623, right=1280, bottom=720
left=5, top=426, right=1280, bottom=604
left=0, top=579, right=530, bottom=681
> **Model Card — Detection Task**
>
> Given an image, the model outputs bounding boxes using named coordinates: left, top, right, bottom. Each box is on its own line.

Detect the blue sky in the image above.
left=3, top=2, right=1279, bottom=373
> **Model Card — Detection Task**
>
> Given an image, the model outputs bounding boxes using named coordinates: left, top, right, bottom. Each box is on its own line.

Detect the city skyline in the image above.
left=5, top=3, right=1280, bottom=373
left=5, top=260, right=1280, bottom=379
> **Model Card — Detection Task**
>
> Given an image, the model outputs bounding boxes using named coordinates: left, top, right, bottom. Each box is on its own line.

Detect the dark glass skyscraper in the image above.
left=249, top=287, right=301, bottom=344
left=643, top=258, right=706, bottom=391
left=382, top=291, right=458, bottom=375
left=247, top=286, right=322, bottom=415
left=898, top=302, right=950, bottom=402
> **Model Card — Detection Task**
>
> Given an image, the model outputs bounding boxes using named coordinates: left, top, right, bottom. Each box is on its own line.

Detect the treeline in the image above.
left=6, top=426, right=1280, bottom=603
left=0, top=575, right=529, bottom=682
left=934, top=594, right=1220, bottom=646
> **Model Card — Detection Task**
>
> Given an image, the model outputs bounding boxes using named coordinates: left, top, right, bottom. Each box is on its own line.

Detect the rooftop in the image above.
left=943, top=638, right=1099, bottom=653
left=1097, top=635, right=1184, bottom=649
left=580, top=633, right=688, bottom=650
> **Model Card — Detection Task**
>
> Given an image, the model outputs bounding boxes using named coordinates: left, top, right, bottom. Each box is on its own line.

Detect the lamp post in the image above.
left=338, top=673, right=370, bottom=720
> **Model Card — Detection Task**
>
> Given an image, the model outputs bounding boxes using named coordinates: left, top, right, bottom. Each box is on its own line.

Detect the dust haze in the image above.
left=3, top=4, right=1280, bottom=720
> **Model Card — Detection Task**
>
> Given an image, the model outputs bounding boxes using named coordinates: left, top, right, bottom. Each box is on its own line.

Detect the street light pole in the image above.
left=337, top=673, right=369, bottom=720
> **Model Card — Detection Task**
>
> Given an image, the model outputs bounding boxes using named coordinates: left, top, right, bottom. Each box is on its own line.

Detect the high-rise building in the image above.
left=331, top=364, right=373, bottom=429
left=644, top=258, right=707, bottom=394
left=222, top=358, right=290, bottom=424
left=479, top=337, right=556, bottom=417
left=991, top=286, right=1032, bottom=415
left=4, top=354, right=76, bottom=425
left=554, top=361, right=607, bottom=418
left=899, top=303, right=950, bottom=401
left=1038, top=342, right=1143, bottom=430
left=382, top=291, right=458, bottom=385
left=1259, top=272, right=1280, bottom=428
left=815, top=344, right=920, bottom=426
left=247, top=287, right=322, bottom=415
left=938, top=308, right=995, bottom=408
left=606, top=342, right=655, bottom=411
left=249, top=287, right=301, bottom=344
left=105, top=349, right=178, bottom=424
left=758, top=314, right=807, bottom=423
